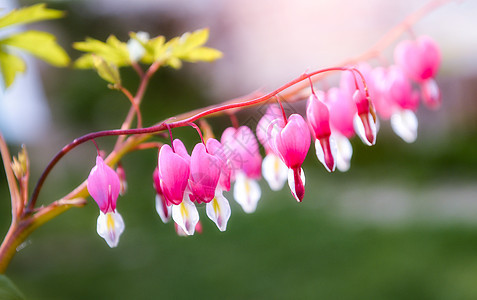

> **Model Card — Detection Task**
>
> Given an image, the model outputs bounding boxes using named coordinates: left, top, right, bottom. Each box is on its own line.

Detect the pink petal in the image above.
left=327, top=87, right=356, bottom=138
left=87, top=156, right=120, bottom=213
left=189, top=143, right=221, bottom=203
left=306, top=94, right=331, bottom=140
left=158, top=144, right=190, bottom=204
left=274, top=114, right=310, bottom=168
left=206, top=138, right=232, bottom=191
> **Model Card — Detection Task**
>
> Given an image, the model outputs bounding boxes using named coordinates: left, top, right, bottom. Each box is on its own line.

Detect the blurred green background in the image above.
left=1, top=0, right=477, bottom=299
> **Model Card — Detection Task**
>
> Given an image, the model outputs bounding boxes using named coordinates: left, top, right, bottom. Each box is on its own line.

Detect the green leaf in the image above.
left=181, top=47, right=223, bottom=62
left=0, top=50, right=26, bottom=88
left=156, top=28, right=222, bottom=66
left=179, top=28, right=209, bottom=52
left=73, top=53, right=94, bottom=69
left=165, top=57, right=182, bottom=69
left=92, top=55, right=121, bottom=85
left=0, top=30, right=70, bottom=66
left=0, top=274, right=25, bottom=300
left=0, top=3, right=64, bottom=29
left=73, top=35, right=130, bottom=68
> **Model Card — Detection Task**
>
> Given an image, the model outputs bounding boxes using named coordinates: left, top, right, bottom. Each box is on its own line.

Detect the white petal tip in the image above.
left=206, top=193, right=231, bottom=231
left=97, top=211, right=125, bottom=248
left=390, top=110, right=418, bottom=143
left=233, top=172, right=261, bottom=213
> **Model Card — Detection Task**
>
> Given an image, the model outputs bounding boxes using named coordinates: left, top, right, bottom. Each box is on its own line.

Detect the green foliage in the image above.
left=0, top=51, right=25, bottom=87
left=0, top=4, right=69, bottom=88
left=0, top=275, right=25, bottom=300
left=73, top=28, right=223, bottom=80
left=73, top=35, right=130, bottom=68
left=0, top=3, right=63, bottom=29
left=92, top=55, right=121, bottom=85
left=0, top=31, right=69, bottom=66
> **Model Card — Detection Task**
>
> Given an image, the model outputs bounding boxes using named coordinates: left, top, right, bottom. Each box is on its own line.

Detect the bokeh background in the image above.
left=1, top=0, right=477, bottom=299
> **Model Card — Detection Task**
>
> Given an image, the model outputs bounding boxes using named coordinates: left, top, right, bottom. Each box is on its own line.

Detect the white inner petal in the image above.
left=390, top=109, right=418, bottom=143
left=262, top=153, right=288, bottom=191
left=172, top=197, right=199, bottom=235
left=333, top=133, right=353, bottom=172
left=155, top=194, right=171, bottom=224
left=97, top=211, right=125, bottom=248
left=206, top=191, right=231, bottom=232
left=314, top=139, right=326, bottom=169
left=233, top=171, right=261, bottom=213
left=353, top=113, right=376, bottom=146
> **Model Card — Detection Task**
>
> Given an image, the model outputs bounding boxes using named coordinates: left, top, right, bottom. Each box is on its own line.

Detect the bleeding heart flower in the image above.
left=306, top=93, right=337, bottom=172
left=87, top=156, right=124, bottom=248
left=256, top=105, right=288, bottom=191
left=158, top=139, right=190, bottom=206
left=189, top=142, right=221, bottom=204
left=269, top=114, right=310, bottom=201
left=221, top=126, right=262, bottom=213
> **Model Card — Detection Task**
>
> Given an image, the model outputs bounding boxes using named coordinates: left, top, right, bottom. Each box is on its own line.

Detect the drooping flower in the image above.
left=256, top=105, right=288, bottom=191
left=353, top=88, right=377, bottom=146
left=383, top=65, right=420, bottom=143
left=153, top=167, right=171, bottom=223
left=325, top=87, right=355, bottom=172
left=206, top=138, right=232, bottom=192
left=204, top=138, right=233, bottom=231
left=339, top=65, right=378, bottom=146
left=87, top=156, right=124, bottom=248
left=158, top=139, right=190, bottom=206
left=269, top=114, right=310, bottom=201
left=221, top=126, right=262, bottom=213
left=306, top=93, right=337, bottom=172
left=189, top=142, right=221, bottom=204
left=394, top=35, right=441, bottom=109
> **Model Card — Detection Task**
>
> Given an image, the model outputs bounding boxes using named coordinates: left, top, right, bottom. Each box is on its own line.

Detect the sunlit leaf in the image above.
left=0, top=50, right=25, bottom=87
left=157, top=28, right=222, bottom=66
left=181, top=47, right=223, bottom=62
left=0, top=30, right=69, bottom=66
left=73, top=53, right=94, bottom=69
left=73, top=35, right=130, bottom=68
left=93, top=55, right=121, bottom=85
left=0, top=4, right=63, bottom=29
left=129, top=32, right=164, bottom=63
left=165, top=57, right=182, bottom=69
left=0, top=274, right=25, bottom=300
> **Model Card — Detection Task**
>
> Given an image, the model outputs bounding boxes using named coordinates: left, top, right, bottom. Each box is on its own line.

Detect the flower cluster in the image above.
left=86, top=35, right=441, bottom=247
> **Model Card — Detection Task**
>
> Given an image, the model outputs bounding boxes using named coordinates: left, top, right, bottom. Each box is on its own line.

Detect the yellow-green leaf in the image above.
left=92, top=55, right=120, bottom=85
left=165, top=57, right=182, bottom=69
left=0, top=4, right=63, bottom=29
left=73, top=35, right=130, bottom=67
left=0, top=30, right=69, bottom=66
left=181, top=47, right=223, bottom=62
left=73, top=54, right=94, bottom=69
left=0, top=50, right=26, bottom=87
left=179, top=28, right=209, bottom=51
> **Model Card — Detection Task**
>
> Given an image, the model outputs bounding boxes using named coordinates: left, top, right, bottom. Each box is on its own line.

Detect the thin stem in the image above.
left=189, top=123, right=205, bottom=146
left=166, top=123, right=174, bottom=152
left=0, top=132, right=20, bottom=220
left=115, top=61, right=161, bottom=148
left=275, top=96, right=288, bottom=124
left=229, top=113, right=239, bottom=129
left=119, top=86, right=142, bottom=128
